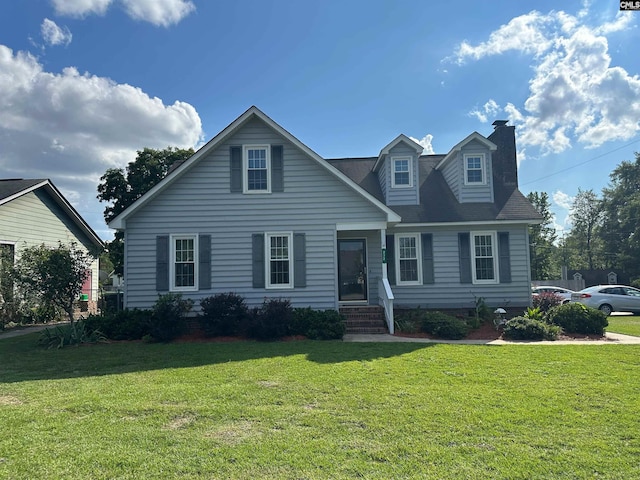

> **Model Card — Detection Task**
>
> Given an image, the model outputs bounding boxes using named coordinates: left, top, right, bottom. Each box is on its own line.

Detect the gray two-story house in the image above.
left=109, top=107, right=541, bottom=332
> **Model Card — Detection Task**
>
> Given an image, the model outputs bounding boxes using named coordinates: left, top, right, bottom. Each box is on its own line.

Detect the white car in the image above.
left=571, top=285, right=640, bottom=316
left=532, top=286, right=574, bottom=304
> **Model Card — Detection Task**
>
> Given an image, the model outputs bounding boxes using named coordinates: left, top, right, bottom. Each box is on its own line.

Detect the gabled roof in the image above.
left=0, top=179, right=104, bottom=248
left=109, top=106, right=401, bottom=229
left=373, top=134, right=424, bottom=172
left=435, top=132, right=497, bottom=170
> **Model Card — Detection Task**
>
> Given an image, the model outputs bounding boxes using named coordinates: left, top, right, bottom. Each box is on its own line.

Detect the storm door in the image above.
left=338, top=239, right=367, bottom=302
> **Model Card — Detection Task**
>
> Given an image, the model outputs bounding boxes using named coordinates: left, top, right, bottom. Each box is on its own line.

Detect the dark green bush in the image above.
left=293, top=307, right=345, bottom=340
left=532, top=292, right=563, bottom=313
left=247, top=298, right=292, bottom=340
left=84, top=309, right=152, bottom=340
left=420, top=311, right=469, bottom=340
left=503, top=316, right=560, bottom=341
left=199, top=293, right=249, bottom=337
left=547, top=302, right=608, bottom=335
left=147, top=293, right=193, bottom=342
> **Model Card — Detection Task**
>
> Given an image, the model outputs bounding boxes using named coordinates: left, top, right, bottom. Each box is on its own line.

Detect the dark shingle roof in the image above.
left=0, top=179, right=47, bottom=201
left=328, top=156, right=541, bottom=224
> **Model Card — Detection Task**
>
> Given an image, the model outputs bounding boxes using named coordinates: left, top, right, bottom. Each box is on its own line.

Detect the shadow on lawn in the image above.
left=0, top=332, right=436, bottom=383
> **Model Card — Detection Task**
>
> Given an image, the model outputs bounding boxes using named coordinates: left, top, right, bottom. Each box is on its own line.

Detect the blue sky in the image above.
left=1, top=0, right=639, bottom=241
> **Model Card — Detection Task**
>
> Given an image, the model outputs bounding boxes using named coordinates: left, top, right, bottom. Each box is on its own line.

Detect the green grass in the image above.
left=607, top=315, right=640, bottom=337
left=1, top=334, right=639, bottom=479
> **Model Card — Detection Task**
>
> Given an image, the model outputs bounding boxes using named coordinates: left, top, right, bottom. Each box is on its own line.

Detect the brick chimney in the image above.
left=488, top=120, right=518, bottom=190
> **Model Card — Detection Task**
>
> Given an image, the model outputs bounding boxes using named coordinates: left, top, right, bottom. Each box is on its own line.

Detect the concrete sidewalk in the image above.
left=343, top=332, right=640, bottom=345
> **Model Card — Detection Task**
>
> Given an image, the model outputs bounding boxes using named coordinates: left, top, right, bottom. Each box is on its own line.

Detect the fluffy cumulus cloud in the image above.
left=409, top=134, right=435, bottom=155
left=51, top=0, right=195, bottom=26
left=455, top=10, right=640, bottom=156
left=469, top=99, right=499, bottom=123
left=41, top=19, right=73, bottom=47
left=0, top=45, right=203, bottom=236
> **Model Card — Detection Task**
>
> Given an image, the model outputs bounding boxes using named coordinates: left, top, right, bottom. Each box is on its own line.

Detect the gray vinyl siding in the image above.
left=389, top=224, right=531, bottom=309
left=123, top=117, right=388, bottom=310
left=379, top=145, right=420, bottom=206
left=0, top=190, right=100, bottom=299
left=441, top=139, right=494, bottom=203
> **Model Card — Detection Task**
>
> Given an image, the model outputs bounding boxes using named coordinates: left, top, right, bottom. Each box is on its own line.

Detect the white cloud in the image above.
left=51, top=0, right=113, bottom=17
left=0, top=44, right=203, bottom=237
left=468, top=99, right=499, bottom=123
left=121, top=0, right=196, bottom=27
left=453, top=9, right=640, bottom=156
left=553, top=190, right=574, bottom=210
left=41, top=19, right=73, bottom=47
left=50, top=0, right=195, bottom=26
left=409, top=134, right=435, bottom=155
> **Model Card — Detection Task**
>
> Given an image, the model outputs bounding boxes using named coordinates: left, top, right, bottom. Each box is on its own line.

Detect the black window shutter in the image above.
left=385, top=235, right=396, bottom=285
left=272, top=145, right=284, bottom=192
left=293, top=232, right=306, bottom=287
left=421, top=233, right=434, bottom=284
left=498, top=232, right=511, bottom=283
left=458, top=233, right=472, bottom=284
left=156, top=235, right=169, bottom=291
left=199, top=234, right=211, bottom=290
left=230, top=146, right=242, bottom=192
left=252, top=233, right=265, bottom=288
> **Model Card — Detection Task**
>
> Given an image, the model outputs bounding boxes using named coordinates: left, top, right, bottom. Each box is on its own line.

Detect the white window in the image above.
left=472, top=232, right=497, bottom=284
left=243, top=145, right=271, bottom=193
left=391, top=156, right=412, bottom=188
left=266, top=232, right=293, bottom=289
left=396, top=234, right=422, bottom=285
left=464, top=154, right=485, bottom=185
left=171, top=234, right=198, bottom=291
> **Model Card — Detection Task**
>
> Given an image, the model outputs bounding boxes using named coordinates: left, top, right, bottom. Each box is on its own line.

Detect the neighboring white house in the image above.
left=109, top=107, right=542, bottom=332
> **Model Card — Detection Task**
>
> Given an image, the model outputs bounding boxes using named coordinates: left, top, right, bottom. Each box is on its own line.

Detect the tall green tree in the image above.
left=600, top=152, right=640, bottom=279
left=527, top=191, right=558, bottom=280
left=566, top=188, right=604, bottom=270
left=97, top=147, right=194, bottom=275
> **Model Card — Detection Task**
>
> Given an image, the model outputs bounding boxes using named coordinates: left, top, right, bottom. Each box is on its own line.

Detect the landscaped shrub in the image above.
left=247, top=298, right=292, bottom=340
left=532, top=292, right=563, bottom=313
left=502, top=316, right=561, bottom=341
left=420, top=311, right=469, bottom=340
left=293, top=307, right=345, bottom=340
left=147, top=293, right=193, bottom=342
left=199, top=293, right=249, bottom=337
left=38, top=321, right=106, bottom=349
left=547, top=302, right=608, bottom=335
left=84, top=309, right=152, bottom=340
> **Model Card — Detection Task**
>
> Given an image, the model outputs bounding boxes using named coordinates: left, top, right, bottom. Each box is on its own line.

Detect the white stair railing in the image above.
left=378, top=277, right=395, bottom=334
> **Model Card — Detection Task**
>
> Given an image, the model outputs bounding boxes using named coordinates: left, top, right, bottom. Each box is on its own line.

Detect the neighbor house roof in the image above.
left=0, top=178, right=104, bottom=248
left=109, top=106, right=401, bottom=230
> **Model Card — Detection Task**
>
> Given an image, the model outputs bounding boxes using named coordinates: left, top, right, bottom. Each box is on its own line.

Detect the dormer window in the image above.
left=464, top=154, right=485, bottom=185
left=391, top=156, right=412, bottom=188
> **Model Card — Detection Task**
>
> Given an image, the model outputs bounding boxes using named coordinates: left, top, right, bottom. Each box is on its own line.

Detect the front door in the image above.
left=338, top=239, right=367, bottom=302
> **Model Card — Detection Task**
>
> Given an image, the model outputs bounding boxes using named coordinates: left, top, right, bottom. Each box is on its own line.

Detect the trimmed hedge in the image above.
left=199, top=293, right=248, bottom=337
left=547, top=303, right=608, bottom=335
left=503, top=316, right=561, bottom=341
left=420, top=311, right=469, bottom=340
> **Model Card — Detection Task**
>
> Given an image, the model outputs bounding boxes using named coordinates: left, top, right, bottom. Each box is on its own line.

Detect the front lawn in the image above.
left=1, top=334, right=639, bottom=479
left=607, top=314, right=640, bottom=337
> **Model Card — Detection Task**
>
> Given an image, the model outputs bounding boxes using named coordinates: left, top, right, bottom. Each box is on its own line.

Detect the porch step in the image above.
left=340, top=306, right=389, bottom=334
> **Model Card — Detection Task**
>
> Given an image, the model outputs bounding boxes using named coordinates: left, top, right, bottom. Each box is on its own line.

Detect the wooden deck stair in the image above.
left=340, top=306, right=388, bottom=334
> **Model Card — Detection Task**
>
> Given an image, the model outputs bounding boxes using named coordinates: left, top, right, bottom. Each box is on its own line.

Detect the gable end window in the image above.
left=391, top=156, right=413, bottom=188
left=171, top=234, right=198, bottom=291
left=464, top=154, right=486, bottom=185
left=395, top=234, right=422, bottom=285
left=243, top=145, right=271, bottom=193
left=471, top=232, right=498, bottom=284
